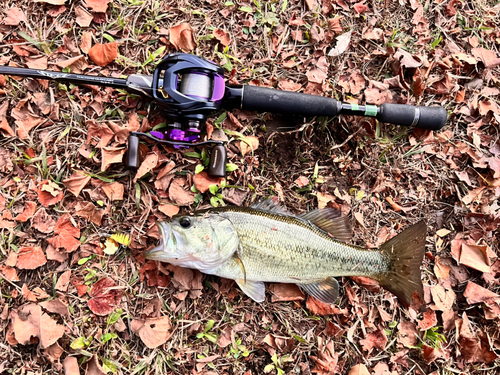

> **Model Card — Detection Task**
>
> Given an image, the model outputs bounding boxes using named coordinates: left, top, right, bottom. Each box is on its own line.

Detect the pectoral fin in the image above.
left=236, top=279, right=265, bottom=302
left=233, top=252, right=247, bottom=283
left=299, top=277, right=339, bottom=304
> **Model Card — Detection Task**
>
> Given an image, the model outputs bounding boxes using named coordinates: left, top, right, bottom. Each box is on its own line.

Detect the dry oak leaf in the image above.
left=193, top=171, right=223, bottom=194
left=33, top=0, right=66, bottom=4
left=240, top=135, right=260, bottom=156
left=398, top=320, right=418, bottom=348
left=63, top=357, right=80, bottom=375
left=460, top=244, right=491, bottom=273
left=430, top=284, right=455, bottom=311
left=4, top=7, right=27, bottom=26
left=130, top=316, right=172, bottom=348
left=40, top=299, right=70, bottom=318
left=310, top=339, right=341, bottom=374
left=214, top=29, right=230, bottom=46
left=16, top=116, right=43, bottom=140
left=85, top=0, right=111, bottom=13
left=0, top=265, right=19, bottom=281
left=86, top=354, right=106, bottom=375
left=394, top=48, right=422, bottom=68
left=463, top=281, right=500, bottom=305
left=168, top=177, right=195, bottom=206
left=360, top=329, right=387, bottom=353
left=306, top=296, right=341, bottom=316
left=75, top=6, right=93, bottom=28
left=278, top=79, right=302, bottom=92
left=80, top=31, right=93, bottom=54
left=158, top=203, right=180, bottom=217
left=348, top=364, right=370, bottom=375
left=26, top=56, right=48, bottom=70
left=11, top=303, right=65, bottom=349
left=16, top=246, right=47, bottom=270
left=169, top=23, right=197, bottom=52
left=63, top=171, right=91, bottom=197
left=418, top=309, right=437, bottom=330
left=55, top=270, right=72, bottom=292
left=31, top=208, right=55, bottom=233
left=75, top=201, right=104, bottom=226
left=54, top=214, right=80, bottom=238
left=102, top=182, right=124, bottom=201
left=471, top=47, right=500, bottom=69
left=0, top=118, right=16, bottom=137
left=101, top=146, right=126, bottom=171
left=14, top=201, right=37, bottom=222
left=22, top=284, right=37, bottom=302
left=328, top=31, right=352, bottom=57
left=134, top=152, right=159, bottom=182
left=269, top=284, right=305, bottom=302
left=88, top=43, right=118, bottom=67
left=48, top=230, right=81, bottom=253
left=88, top=277, right=123, bottom=316
left=37, top=180, right=64, bottom=207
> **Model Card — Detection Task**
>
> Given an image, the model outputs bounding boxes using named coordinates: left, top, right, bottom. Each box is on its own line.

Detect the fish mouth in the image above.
left=144, top=222, right=171, bottom=260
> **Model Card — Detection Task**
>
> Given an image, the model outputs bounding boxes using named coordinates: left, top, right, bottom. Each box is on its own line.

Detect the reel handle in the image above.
left=124, top=133, right=140, bottom=169
left=207, top=145, right=227, bottom=178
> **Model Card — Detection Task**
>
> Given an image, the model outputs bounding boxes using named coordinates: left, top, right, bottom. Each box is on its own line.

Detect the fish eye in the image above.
left=179, top=217, right=192, bottom=228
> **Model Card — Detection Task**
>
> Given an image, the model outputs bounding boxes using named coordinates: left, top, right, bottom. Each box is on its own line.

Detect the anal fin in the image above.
left=236, top=279, right=266, bottom=302
left=299, top=277, right=339, bottom=304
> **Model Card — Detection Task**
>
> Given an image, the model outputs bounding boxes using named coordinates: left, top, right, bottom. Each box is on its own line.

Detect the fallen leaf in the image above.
left=294, top=176, right=309, bottom=187
left=158, top=203, right=180, bottom=217
left=87, top=120, right=114, bottom=147
left=40, top=299, right=70, bottom=318
left=306, top=296, right=340, bottom=316
left=328, top=31, right=352, bottom=57
left=55, top=55, right=84, bottom=69
left=353, top=3, right=368, bottom=13
left=347, top=364, right=370, bottom=375
left=310, top=340, right=341, bottom=374
left=418, top=310, right=437, bottom=330
left=101, top=146, right=126, bottom=171
left=11, top=303, right=65, bottom=349
left=54, top=214, right=80, bottom=238
left=394, top=48, right=422, bottom=68
left=317, top=191, right=334, bottom=209
left=4, top=7, right=27, bottom=26
left=434, top=256, right=450, bottom=279
left=359, top=329, right=387, bottom=353
left=169, top=23, right=197, bottom=52
left=63, top=171, right=91, bottom=197
left=130, top=316, right=172, bottom=348
left=471, top=47, right=500, bottom=69
left=0, top=119, right=15, bottom=137
left=463, top=281, right=500, bottom=305
left=16, top=246, right=47, bottom=270
left=33, top=0, right=66, bottom=4
left=269, top=284, right=305, bottom=302
left=37, top=180, right=64, bottom=207
left=26, top=57, right=48, bottom=70
left=350, top=276, right=380, bottom=293
left=55, top=270, right=72, bottom=292
left=47, top=230, right=81, bottom=253
left=168, top=178, right=195, bottom=206
left=14, top=201, right=37, bottom=222
left=460, top=244, right=491, bottom=273
left=0, top=265, right=19, bottom=281
left=88, top=43, right=118, bottom=67
left=278, top=79, right=302, bottom=92
left=75, top=6, right=93, bottom=27
left=430, top=285, right=455, bottom=311
left=101, top=182, right=124, bottom=201
left=15, top=116, right=43, bottom=140
left=134, top=152, right=158, bottom=182
left=84, top=0, right=111, bottom=13
left=214, top=29, right=230, bottom=46
left=398, top=321, right=418, bottom=348
left=222, top=187, right=247, bottom=206
left=193, top=171, right=223, bottom=193
left=240, top=135, right=259, bottom=156
left=22, top=284, right=37, bottom=302
left=63, top=357, right=80, bottom=375
left=75, top=202, right=104, bottom=226
left=86, top=354, right=106, bottom=375
left=88, top=277, right=123, bottom=316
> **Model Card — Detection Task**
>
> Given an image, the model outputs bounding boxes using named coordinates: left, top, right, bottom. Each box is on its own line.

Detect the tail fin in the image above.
left=377, top=221, right=427, bottom=307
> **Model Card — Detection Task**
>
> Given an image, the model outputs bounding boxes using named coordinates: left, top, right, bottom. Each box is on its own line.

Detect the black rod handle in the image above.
left=377, top=104, right=447, bottom=130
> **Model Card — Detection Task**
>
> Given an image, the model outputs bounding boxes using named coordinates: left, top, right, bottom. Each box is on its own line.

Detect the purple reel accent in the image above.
left=211, top=74, right=225, bottom=101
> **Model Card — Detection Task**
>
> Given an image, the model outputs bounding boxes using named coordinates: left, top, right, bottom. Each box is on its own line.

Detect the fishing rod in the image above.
left=0, top=53, right=448, bottom=177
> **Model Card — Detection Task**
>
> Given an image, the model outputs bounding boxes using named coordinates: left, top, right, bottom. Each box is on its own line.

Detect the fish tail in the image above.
left=377, top=221, right=427, bottom=307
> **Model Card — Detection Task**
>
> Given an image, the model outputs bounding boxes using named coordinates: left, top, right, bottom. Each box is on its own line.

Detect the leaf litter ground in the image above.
left=0, top=0, right=500, bottom=374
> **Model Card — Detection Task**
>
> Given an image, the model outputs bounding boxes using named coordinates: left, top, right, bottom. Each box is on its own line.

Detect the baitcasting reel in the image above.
left=0, top=53, right=448, bottom=178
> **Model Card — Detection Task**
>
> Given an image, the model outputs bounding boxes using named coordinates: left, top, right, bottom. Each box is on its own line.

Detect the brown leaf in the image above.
left=278, top=80, right=302, bottom=92
left=222, top=188, right=247, bottom=206
left=55, top=270, right=72, bottom=292
left=310, top=340, right=341, bottom=374
left=16, top=246, right=47, bottom=270
left=4, top=7, right=27, bottom=26
left=26, top=56, right=48, bottom=70
left=305, top=0, right=319, bottom=11
left=460, top=244, right=491, bottom=273
left=398, top=321, right=418, bottom=348
left=0, top=265, right=19, bottom=281
left=36, top=180, right=64, bottom=207
left=359, top=329, right=387, bottom=353
left=350, top=276, right=380, bottom=293
left=471, top=47, right=500, bottom=68
left=80, top=31, right=93, bottom=54
left=33, top=0, right=66, bottom=4
left=394, top=48, right=422, bottom=68
left=15, top=116, right=43, bottom=140
left=44, top=341, right=63, bottom=363
left=158, top=203, right=180, bottom=217
left=0, top=118, right=16, bottom=137
left=130, top=316, right=172, bottom=348
left=269, top=284, right=305, bottom=302
left=14, top=201, right=37, bottom=222
left=306, top=296, right=340, bottom=316
left=63, top=171, right=91, bottom=197
left=134, top=152, right=158, bottom=182
left=87, top=120, right=114, bottom=147
left=430, top=285, right=455, bottom=311
left=75, top=202, right=104, bottom=225
left=240, top=135, right=260, bottom=156
left=463, top=281, right=500, bottom=305
left=75, top=7, right=93, bottom=27
left=40, top=299, right=70, bottom=318
left=434, top=256, right=450, bottom=279
left=294, top=176, right=309, bottom=187
left=88, top=43, right=118, bottom=67
left=88, top=277, right=123, bottom=316
left=63, top=357, right=80, bottom=375
left=193, top=171, right=223, bottom=194
left=22, top=284, right=37, bottom=301
left=47, top=230, right=81, bottom=253
left=347, top=364, right=370, bottom=375
left=214, top=29, right=230, bottom=46
left=84, top=0, right=111, bottom=13
left=86, top=355, right=106, bottom=375
left=328, top=31, right=352, bottom=57
left=56, top=55, right=84, bottom=69
left=54, top=214, right=80, bottom=238
left=11, top=303, right=65, bottom=349
left=101, top=182, right=124, bottom=201
left=418, top=310, right=437, bottom=330
left=353, top=3, right=368, bottom=14
left=169, top=23, right=197, bottom=52
left=101, top=146, right=126, bottom=171
left=168, top=177, right=195, bottom=206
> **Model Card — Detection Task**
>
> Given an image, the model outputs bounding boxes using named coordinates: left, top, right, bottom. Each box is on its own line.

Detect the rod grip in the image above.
left=242, top=85, right=341, bottom=117
left=377, top=104, right=447, bottom=130
left=125, top=134, right=140, bottom=169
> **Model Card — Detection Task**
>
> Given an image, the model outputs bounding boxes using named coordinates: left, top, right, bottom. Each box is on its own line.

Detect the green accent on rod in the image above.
left=365, top=105, right=378, bottom=117
left=350, top=103, right=360, bottom=111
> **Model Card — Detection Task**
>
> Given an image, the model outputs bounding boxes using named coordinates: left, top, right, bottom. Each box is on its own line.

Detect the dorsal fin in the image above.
left=250, top=197, right=289, bottom=215
left=299, top=208, right=352, bottom=242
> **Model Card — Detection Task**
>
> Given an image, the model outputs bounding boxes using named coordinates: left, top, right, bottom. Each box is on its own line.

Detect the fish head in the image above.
left=144, top=212, right=240, bottom=272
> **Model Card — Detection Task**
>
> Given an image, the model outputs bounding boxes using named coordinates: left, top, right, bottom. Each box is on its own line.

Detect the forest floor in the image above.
left=1, top=0, right=500, bottom=374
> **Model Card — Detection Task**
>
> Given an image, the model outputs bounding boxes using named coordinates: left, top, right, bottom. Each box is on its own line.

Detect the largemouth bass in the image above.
left=145, top=199, right=426, bottom=306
